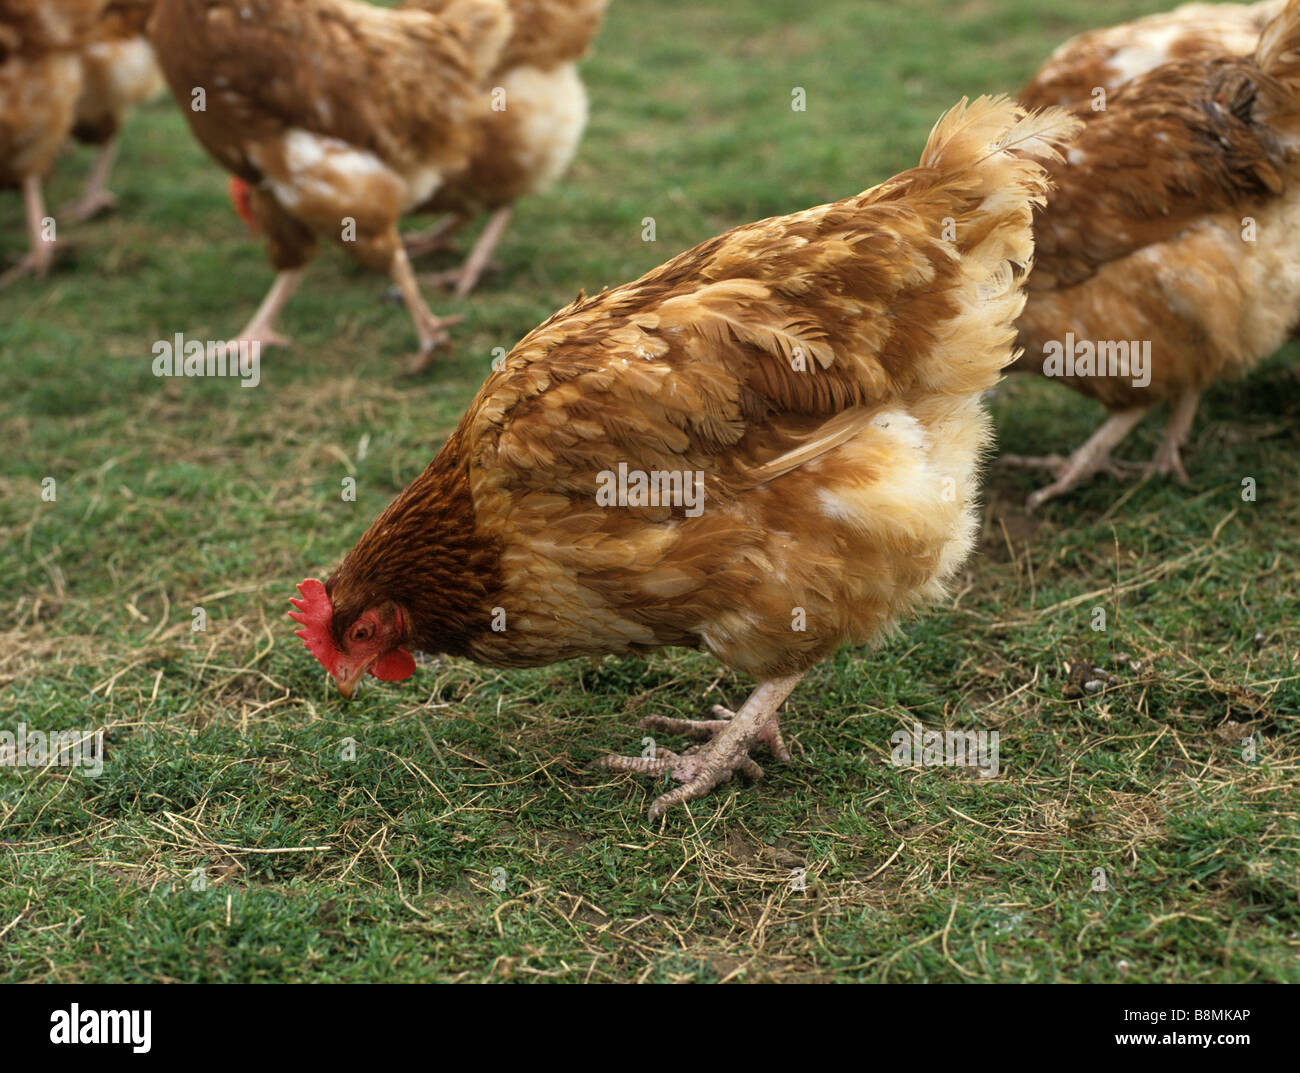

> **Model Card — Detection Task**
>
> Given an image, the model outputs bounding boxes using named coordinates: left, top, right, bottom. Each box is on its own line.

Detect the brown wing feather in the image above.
left=1028, top=58, right=1285, bottom=293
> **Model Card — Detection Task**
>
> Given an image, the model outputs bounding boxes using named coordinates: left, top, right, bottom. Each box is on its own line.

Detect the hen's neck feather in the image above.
left=328, top=429, right=502, bottom=658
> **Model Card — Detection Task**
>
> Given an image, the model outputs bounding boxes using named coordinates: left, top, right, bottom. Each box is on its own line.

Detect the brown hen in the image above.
left=1009, top=0, right=1300, bottom=507
left=64, top=0, right=164, bottom=222
left=148, top=0, right=512, bottom=364
left=0, top=0, right=108, bottom=285
left=1018, top=0, right=1283, bottom=111
left=290, top=97, right=1078, bottom=819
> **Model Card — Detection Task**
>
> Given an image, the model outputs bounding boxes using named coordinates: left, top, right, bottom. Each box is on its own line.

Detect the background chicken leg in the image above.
left=0, top=175, right=56, bottom=288
left=231, top=268, right=305, bottom=348
left=61, top=142, right=120, bottom=223
left=389, top=244, right=459, bottom=372
left=420, top=206, right=513, bottom=298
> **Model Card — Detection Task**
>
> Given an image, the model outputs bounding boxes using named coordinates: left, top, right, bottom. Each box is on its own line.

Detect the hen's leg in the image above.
left=61, top=141, right=120, bottom=223
left=404, top=213, right=469, bottom=258
left=231, top=268, right=304, bottom=348
left=0, top=175, right=56, bottom=287
left=594, top=674, right=804, bottom=820
left=389, top=244, right=460, bottom=372
left=1151, top=390, right=1199, bottom=484
left=1003, top=407, right=1149, bottom=510
left=421, top=206, right=513, bottom=298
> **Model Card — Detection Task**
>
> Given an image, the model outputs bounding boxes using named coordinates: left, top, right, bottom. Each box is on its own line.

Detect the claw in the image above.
left=60, top=189, right=119, bottom=224
left=592, top=674, right=805, bottom=819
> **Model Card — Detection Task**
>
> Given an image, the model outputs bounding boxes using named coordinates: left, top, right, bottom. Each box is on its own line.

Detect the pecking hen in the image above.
left=148, top=0, right=513, bottom=366
left=289, top=96, right=1078, bottom=819
left=1008, top=0, right=1300, bottom=507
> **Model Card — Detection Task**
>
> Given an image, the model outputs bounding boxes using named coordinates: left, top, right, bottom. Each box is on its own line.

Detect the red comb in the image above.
left=228, top=176, right=260, bottom=234
left=288, top=578, right=340, bottom=675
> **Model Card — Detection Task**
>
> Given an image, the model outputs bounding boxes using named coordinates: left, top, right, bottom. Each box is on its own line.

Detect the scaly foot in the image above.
left=1003, top=449, right=1183, bottom=508
left=418, top=261, right=501, bottom=294
left=0, top=244, right=56, bottom=288
left=1149, top=440, right=1190, bottom=485
left=1001, top=453, right=1147, bottom=481
left=60, top=189, right=118, bottom=224
left=1001, top=408, right=1151, bottom=510
left=403, top=314, right=461, bottom=374
left=592, top=675, right=804, bottom=819
left=591, top=727, right=767, bottom=821
left=640, top=707, right=793, bottom=763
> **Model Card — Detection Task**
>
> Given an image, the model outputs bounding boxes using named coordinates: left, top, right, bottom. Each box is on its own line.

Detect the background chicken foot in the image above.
left=0, top=176, right=56, bottom=288
left=420, top=206, right=513, bottom=298
left=593, top=674, right=805, bottom=819
left=231, top=268, right=305, bottom=348
left=1002, top=407, right=1149, bottom=509
left=1150, top=390, right=1199, bottom=484
left=390, top=245, right=459, bottom=372
left=61, top=142, right=121, bottom=223
left=404, top=213, right=469, bottom=258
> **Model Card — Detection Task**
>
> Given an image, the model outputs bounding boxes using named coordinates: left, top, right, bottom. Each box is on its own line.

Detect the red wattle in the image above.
left=371, top=648, right=417, bottom=681
left=228, top=176, right=260, bottom=234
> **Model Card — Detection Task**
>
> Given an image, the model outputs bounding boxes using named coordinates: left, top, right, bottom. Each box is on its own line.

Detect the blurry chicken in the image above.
left=64, top=0, right=163, bottom=222
left=289, top=97, right=1078, bottom=818
left=148, top=0, right=512, bottom=364
left=1018, top=0, right=1283, bottom=110
left=1006, top=0, right=1300, bottom=508
left=0, top=0, right=107, bottom=286
left=399, top=0, right=609, bottom=297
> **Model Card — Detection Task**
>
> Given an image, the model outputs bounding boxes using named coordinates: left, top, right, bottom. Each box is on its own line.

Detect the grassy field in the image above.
left=1, top=0, right=1297, bottom=983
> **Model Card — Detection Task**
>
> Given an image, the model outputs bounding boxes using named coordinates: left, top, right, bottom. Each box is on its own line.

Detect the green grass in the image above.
left=1, top=0, right=1297, bottom=983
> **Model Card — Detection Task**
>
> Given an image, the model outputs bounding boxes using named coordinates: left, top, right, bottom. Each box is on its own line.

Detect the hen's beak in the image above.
left=331, top=659, right=373, bottom=701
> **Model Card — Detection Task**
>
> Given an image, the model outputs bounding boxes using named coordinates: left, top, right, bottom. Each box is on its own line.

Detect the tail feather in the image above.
left=429, top=0, right=513, bottom=77
left=1254, top=0, right=1300, bottom=121
left=896, top=96, right=1082, bottom=395
left=922, top=94, right=1078, bottom=173
left=914, top=95, right=1081, bottom=269
left=1255, top=0, right=1300, bottom=77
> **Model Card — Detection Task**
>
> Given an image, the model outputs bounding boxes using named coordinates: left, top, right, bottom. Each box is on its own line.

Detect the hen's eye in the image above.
left=351, top=623, right=373, bottom=643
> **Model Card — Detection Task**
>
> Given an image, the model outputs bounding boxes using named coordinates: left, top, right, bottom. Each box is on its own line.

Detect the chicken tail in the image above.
left=914, top=95, right=1079, bottom=269
left=432, top=0, right=513, bottom=77
left=1253, top=0, right=1300, bottom=120
left=893, top=96, right=1082, bottom=393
